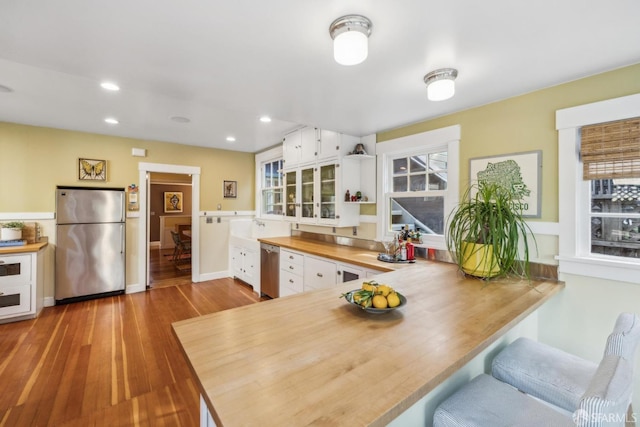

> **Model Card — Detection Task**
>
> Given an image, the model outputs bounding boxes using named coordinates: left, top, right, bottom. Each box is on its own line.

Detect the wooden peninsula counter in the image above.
left=173, top=258, right=562, bottom=426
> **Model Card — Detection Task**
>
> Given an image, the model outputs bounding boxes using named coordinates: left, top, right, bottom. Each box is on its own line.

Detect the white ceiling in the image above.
left=0, top=1, right=639, bottom=153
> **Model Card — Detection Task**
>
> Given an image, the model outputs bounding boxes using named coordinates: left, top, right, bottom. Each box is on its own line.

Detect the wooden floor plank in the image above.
left=0, top=278, right=261, bottom=426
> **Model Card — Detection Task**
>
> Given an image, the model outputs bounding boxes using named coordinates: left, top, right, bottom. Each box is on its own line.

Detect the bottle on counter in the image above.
left=406, top=242, right=415, bottom=261
left=345, top=189, right=350, bottom=202
left=400, top=242, right=407, bottom=261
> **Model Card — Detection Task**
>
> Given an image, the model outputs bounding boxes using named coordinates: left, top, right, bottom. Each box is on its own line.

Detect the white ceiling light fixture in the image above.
left=100, top=81, right=120, bottom=91
left=329, top=15, right=372, bottom=66
left=104, top=117, right=119, bottom=124
left=423, top=68, right=458, bottom=101
left=259, top=116, right=272, bottom=123
left=226, top=136, right=236, bottom=142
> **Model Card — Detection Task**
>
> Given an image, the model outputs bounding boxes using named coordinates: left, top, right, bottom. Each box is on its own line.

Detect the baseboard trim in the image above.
left=126, top=283, right=146, bottom=294
left=44, top=296, right=55, bottom=307
left=198, top=271, right=230, bottom=282
left=149, top=241, right=161, bottom=249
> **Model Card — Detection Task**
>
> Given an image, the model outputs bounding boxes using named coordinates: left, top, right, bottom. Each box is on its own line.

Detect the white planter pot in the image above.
left=1, top=228, right=22, bottom=241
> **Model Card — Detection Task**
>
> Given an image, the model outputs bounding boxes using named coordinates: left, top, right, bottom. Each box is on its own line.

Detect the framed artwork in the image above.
left=79, top=158, right=107, bottom=181
left=224, top=180, right=237, bottom=198
left=469, top=150, right=542, bottom=218
left=164, top=191, right=183, bottom=213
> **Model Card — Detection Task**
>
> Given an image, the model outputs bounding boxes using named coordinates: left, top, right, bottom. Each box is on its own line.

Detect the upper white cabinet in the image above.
left=283, top=127, right=316, bottom=168
left=284, top=127, right=364, bottom=168
left=283, top=160, right=360, bottom=227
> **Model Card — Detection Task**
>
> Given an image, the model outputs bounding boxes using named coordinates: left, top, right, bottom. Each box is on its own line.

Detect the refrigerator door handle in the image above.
left=121, top=224, right=125, bottom=254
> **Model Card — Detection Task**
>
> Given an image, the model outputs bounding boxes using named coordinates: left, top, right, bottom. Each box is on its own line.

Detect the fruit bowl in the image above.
left=342, top=288, right=407, bottom=314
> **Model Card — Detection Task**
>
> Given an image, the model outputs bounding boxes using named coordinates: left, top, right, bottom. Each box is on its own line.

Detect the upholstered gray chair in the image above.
left=433, top=313, right=640, bottom=427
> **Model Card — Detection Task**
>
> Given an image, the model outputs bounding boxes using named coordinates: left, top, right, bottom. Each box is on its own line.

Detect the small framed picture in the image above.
left=164, top=192, right=183, bottom=213
left=79, top=158, right=107, bottom=181
left=224, top=180, right=237, bottom=198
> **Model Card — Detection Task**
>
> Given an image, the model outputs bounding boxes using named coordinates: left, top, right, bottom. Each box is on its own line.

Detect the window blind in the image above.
left=581, top=117, right=640, bottom=180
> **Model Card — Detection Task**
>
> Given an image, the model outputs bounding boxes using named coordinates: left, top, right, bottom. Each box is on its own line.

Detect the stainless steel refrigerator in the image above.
left=55, top=186, right=126, bottom=303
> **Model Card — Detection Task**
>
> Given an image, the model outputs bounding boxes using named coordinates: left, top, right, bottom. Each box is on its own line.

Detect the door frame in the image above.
left=138, top=162, right=201, bottom=289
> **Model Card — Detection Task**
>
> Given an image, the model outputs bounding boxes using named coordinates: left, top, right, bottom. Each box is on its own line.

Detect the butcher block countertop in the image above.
left=257, top=235, right=414, bottom=272
left=0, top=239, right=48, bottom=255
left=172, top=259, right=564, bottom=426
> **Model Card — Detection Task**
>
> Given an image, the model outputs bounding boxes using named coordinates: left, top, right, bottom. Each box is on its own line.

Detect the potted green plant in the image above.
left=446, top=182, right=535, bottom=279
left=1, top=221, right=25, bottom=241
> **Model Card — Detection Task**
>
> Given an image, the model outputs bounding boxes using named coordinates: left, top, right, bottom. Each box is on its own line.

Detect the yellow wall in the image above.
left=378, top=63, right=640, bottom=222
left=0, top=122, right=255, bottom=212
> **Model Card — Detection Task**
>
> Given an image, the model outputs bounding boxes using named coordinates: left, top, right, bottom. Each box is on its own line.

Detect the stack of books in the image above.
left=0, top=239, right=27, bottom=247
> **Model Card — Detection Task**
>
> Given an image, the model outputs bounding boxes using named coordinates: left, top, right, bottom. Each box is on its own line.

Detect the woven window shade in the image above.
left=581, top=117, right=640, bottom=180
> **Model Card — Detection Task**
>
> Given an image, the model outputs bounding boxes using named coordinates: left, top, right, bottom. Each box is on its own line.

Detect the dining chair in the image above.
left=170, top=230, right=191, bottom=265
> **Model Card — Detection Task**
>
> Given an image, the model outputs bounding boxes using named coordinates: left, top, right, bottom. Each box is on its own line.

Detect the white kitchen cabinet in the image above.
left=303, top=256, right=336, bottom=291
left=283, top=160, right=360, bottom=227
left=0, top=248, right=45, bottom=324
left=231, top=245, right=258, bottom=288
left=283, top=127, right=317, bottom=169
left=317, top=131, right=360, bottom=161
left=280, top=249, right=304, bottom=297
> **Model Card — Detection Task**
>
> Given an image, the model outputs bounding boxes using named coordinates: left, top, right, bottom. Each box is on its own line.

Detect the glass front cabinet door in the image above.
left=284, top=170, right=298, bottom=220
left=300, top=166, right=315, bottom=222
left=318, top=163, right=338, bottom=224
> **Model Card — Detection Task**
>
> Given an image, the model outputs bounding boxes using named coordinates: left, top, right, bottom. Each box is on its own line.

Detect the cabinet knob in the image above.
left=289, top=265, right=294, bottom=269
left=337, top=271, right=342, bottom=275
left=289, top=279, right=294, bottom=283
left=317, top=273, right=323, bottom=277
left=289, top=255, right=294, bottom=259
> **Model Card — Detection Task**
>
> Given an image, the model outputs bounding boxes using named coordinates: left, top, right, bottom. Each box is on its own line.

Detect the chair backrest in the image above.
left=604, top=312, right=640, bottom=362
left=575, top=313, right=640, bottom=427
left=170, top=230, right=181, bottom=246
left=576, top=355, right=633, bottom=427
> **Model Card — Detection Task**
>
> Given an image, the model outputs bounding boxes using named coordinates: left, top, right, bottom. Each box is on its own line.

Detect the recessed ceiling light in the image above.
left=170, top=116, right=191, bottom=123
left=0, top=84, right=14, bottom=93
left=259, top=116, right=272, bottom=123
left=104, top=117, right=119, bottom=125
left=100, top=81, right=120, bottom=91
left=226, top=136, right=236, bottom=142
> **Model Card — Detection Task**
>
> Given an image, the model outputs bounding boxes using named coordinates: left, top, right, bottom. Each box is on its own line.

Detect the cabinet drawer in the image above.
left=280, top=270, right=303, bottom=294
left=281, top=249, right=304, bottom=266
left=281, top=260, right=303, bottom=276
left=0, top=284, right=31, bottom=317
left=0, top=254, right=31, bottom=286
left=304, top=256, right=337, bottom=290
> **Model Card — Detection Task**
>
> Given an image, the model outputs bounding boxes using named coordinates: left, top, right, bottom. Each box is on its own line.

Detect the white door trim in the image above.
left=138, top=162, right=201, bottom=290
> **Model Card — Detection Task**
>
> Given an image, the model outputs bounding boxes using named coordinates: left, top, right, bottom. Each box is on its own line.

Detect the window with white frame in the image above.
left=376, top=125, right=460, bottom=249
left=556, top=93, right=640, bottom=283
left=255, top=146, right=284, bottom=218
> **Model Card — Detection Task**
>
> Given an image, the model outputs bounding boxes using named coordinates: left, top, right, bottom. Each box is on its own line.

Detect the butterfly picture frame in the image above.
left=79, top=158, right=107, bottom=181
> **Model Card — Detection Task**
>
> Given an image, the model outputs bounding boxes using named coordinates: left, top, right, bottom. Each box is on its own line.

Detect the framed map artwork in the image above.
left=469, top=150, right=542, bottom=218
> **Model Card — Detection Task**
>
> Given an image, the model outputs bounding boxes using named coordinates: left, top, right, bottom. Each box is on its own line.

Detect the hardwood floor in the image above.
left=149, top=247, right=192, bottom=289
left=0, top=278, right=261, bottom=426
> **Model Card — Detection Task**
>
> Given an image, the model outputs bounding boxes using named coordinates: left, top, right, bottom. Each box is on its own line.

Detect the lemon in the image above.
left=372, top=295, right=388, bottom=309
left=353, top=293, right=363, bottom=304
left=377, top=284, right=391, bottom=297
left=387, top=292, right=401, bottom=308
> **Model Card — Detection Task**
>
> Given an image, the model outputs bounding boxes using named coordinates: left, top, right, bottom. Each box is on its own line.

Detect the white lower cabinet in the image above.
left=280, top=249, right=304, bottom=297
left=303, top=256, right=336, bottom=291
left=231, top=246, right=258, bottom=289
left=277, top=247, right=386, bottom=296
left=0, top=249, right=45, bottom=324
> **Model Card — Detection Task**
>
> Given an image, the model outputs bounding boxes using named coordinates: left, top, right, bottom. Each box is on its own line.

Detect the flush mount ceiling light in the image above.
left=329, top=15, right=372, bottom=66
left=104, top=117, right=119, bottom=124
left=423, top=68, right=458, bottom=101
left=226, top=136, right=236, bottom=142
left=100, top=81, right=120, bottom=91
left=259, top=116, right=272, bottom=123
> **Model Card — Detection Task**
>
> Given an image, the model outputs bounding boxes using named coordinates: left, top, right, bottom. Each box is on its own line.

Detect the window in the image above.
left=376, top=125, right=460, bottom=249
left=255, top=146, right=284, bottom=218
left=261, top=159, right=283, bottom=216
left=556, top=94, right=640, bottom=284
left=582, top=118, right=640, bottom=259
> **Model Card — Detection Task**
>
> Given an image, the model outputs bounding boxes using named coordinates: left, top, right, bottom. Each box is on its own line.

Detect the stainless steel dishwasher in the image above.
left=260, top=243, right=280, bottom=298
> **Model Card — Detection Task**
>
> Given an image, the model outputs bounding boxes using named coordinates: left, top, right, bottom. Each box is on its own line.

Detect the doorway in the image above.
left=137, top=162, right=201, bottom=291
left=148, top=172, right=193, bottom=288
